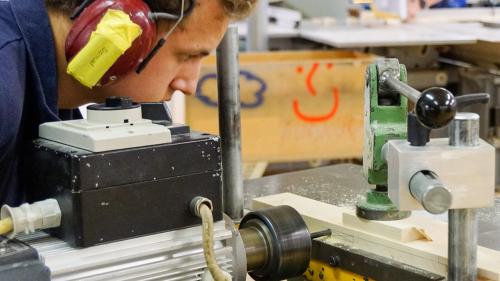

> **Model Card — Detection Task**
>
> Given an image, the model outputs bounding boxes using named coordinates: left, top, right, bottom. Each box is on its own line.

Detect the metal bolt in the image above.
left=310, top=229, right=332, bottom=240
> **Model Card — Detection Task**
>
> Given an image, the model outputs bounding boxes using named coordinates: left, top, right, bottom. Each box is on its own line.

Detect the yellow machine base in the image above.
left=304, top=259, right=375, bottom=281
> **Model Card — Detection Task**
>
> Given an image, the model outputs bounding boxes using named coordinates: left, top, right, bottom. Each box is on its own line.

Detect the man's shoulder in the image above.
left=0, top=0, right=23, bottom=49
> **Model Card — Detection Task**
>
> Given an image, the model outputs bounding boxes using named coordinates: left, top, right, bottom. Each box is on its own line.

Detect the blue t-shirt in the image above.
left=0, top=0, right=59, bottom=206
left=432, top=0, right=467, bottom=8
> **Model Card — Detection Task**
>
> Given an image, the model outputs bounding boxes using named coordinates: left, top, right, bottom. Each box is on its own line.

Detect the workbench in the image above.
left=244, top=164, right=500, bottom=251
left=298, top=7, right=500, bottom=48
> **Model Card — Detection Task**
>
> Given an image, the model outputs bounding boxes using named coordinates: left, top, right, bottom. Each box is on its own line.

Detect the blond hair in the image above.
left=221, top=0, right=257, bottom=20
left=45, top=0, right=256, bottom=20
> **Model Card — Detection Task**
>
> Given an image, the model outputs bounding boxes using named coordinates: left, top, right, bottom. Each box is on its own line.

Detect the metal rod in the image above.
left=217, top=26, right=244, bottom=221
left=409, top=171, right=451, bottom=215
left=383, top=75, right=422, bottom=103
left=246, top=0, right=268, bottom=51
left=448, top=112, right=480, bottom=281
left=310, top=229, right=332, bottom=240
left=448, top=209, right=478, bottom=281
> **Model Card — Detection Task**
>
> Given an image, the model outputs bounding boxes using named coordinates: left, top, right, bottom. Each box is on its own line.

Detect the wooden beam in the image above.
left=252, top=192, right=500, bottom=281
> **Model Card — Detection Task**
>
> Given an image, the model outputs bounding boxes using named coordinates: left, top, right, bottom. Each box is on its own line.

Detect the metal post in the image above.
left=246, top=0, right=268, bottom=51
left=448, top=112, right=480, bottom=281
left=217, top=26, right=244, bottom=220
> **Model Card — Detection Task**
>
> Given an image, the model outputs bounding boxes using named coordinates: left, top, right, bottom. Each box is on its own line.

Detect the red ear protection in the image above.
left=65, top=0, right=157, bottom=87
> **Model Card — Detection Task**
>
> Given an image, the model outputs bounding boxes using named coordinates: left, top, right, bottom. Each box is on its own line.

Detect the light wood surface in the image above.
left=253, top=192, right=500, bottom=281
left=188, top=51, right=376, bottom=163
left=342, top=212, right=432, bottom=242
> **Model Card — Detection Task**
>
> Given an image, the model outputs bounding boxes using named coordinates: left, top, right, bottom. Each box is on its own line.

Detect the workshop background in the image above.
left=168, top=0, right=500, bottom=186
left=3, top=0, right=500, bottom=281
left=170, top=1, right=500, bottom=279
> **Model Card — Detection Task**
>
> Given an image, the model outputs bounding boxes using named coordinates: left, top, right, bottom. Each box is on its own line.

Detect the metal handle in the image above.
left=381, top=73, right=457, bottom=129
left=381, top=74, right=422, bottom=103
left=455, top=93, right=490, bottom=108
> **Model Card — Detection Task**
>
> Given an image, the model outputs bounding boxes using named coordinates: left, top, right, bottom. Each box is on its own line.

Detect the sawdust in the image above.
left=415, top=227, right=433, bottom=241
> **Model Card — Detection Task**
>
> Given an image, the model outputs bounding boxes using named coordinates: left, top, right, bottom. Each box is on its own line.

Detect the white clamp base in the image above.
left=386, top=138, right=496, bottom=211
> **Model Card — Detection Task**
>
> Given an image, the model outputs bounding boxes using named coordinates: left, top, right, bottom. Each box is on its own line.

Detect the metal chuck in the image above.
left=239, top=205, right=312, bottom=281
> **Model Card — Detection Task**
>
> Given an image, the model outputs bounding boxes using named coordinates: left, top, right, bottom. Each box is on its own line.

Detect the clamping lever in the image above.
left=380, top=73, right=457, bottom=129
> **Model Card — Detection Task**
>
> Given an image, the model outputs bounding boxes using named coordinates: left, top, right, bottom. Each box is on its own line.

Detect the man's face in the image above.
left=98, top=0, right=229, bottom=102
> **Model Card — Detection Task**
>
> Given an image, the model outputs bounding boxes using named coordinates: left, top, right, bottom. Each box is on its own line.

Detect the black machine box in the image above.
left=27, top=131, right=223, bottom=247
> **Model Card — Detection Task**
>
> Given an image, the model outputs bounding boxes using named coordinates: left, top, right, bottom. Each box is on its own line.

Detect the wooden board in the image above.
left=252, top=192, right=500, bottom=281
left=342, top=212, right=432, bottom=242
left=450, top=41, right=500, bottom=70
left=187, top=51, right=376, bottom=163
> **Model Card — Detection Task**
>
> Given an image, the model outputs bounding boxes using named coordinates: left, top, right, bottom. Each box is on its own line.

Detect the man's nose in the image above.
left=169, top=62, right=202, bottom=95
left=170, top=78, right=198, bottom=96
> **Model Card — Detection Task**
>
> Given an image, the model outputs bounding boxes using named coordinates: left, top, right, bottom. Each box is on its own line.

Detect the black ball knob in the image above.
left=415, top=87, right=457, bottom=129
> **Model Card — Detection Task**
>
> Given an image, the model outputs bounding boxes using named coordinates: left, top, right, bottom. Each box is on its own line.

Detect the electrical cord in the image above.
left=199, top=203, right=232, bottom=281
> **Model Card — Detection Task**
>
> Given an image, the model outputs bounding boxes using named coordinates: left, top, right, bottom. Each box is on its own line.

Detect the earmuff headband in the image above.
left=136, top=0, right=188, bottom=74
left=70, top=0, right=95, bottom=20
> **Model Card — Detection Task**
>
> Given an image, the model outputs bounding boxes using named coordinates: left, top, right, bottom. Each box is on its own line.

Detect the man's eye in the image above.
left=184, top=55, right=202, bottom=62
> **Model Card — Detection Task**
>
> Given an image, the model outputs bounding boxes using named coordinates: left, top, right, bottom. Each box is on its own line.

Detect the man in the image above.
left=0, top=0, right=255, bottom=206
left=408, top=0, right=466, bottom=19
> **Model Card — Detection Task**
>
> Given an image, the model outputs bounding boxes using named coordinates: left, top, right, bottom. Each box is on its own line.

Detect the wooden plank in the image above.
left=252, top=192, right=500, bottom=281
left=342, top=212, right=430, bottom=242
left=450, top=42, right=500, bottom=69
left=188, top=51, right=376, bottom=163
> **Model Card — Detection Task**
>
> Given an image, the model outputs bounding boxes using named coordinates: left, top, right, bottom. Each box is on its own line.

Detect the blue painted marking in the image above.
left=196, top=70, right=267, bottom=109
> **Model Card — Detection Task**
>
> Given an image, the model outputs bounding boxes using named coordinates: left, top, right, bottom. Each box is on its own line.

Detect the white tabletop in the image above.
left=299, top=23, right=478, bottom=48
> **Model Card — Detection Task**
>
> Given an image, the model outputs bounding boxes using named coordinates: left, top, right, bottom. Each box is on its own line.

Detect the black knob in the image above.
left=105, top=96, right=133, bottom=108
left=88, top=96, right=140, bottom=111
left=415, top=87, right=457, bottom=129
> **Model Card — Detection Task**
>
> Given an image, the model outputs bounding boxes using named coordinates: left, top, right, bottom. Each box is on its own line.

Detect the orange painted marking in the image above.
left=306, top=63, right=319, bottom=96
left=296, top=66, right=304, bottom=74
left=293, top=87, right=340, bottom=123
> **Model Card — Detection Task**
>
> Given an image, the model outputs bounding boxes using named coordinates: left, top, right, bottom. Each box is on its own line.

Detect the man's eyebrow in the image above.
left=178, top=48, right=212, bottom=57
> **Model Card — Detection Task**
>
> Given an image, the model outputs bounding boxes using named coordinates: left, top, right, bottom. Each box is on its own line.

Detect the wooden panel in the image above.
left=252, top=192, right=500, bottom=281
left=450, top=42, right=500, bottom=69
left=187, top=51, right=376, bottom=163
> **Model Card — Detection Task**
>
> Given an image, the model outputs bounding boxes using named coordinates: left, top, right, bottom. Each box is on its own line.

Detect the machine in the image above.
left=0, top=96, right=315, bottom=281
left=345, top=58, right=495, bottom=280
left=0, top=21, right=496, bottom=279
left=0, top=27, right=317, bottom=281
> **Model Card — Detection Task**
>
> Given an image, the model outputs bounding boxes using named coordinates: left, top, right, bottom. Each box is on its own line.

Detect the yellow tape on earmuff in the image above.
left=67, top=9, right=142, bottom=88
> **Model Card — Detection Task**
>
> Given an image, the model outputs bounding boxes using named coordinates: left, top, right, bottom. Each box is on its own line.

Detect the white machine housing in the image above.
left=386, top=138, right=496, bottom=210
left=39, top=106, right=172, bottom=152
